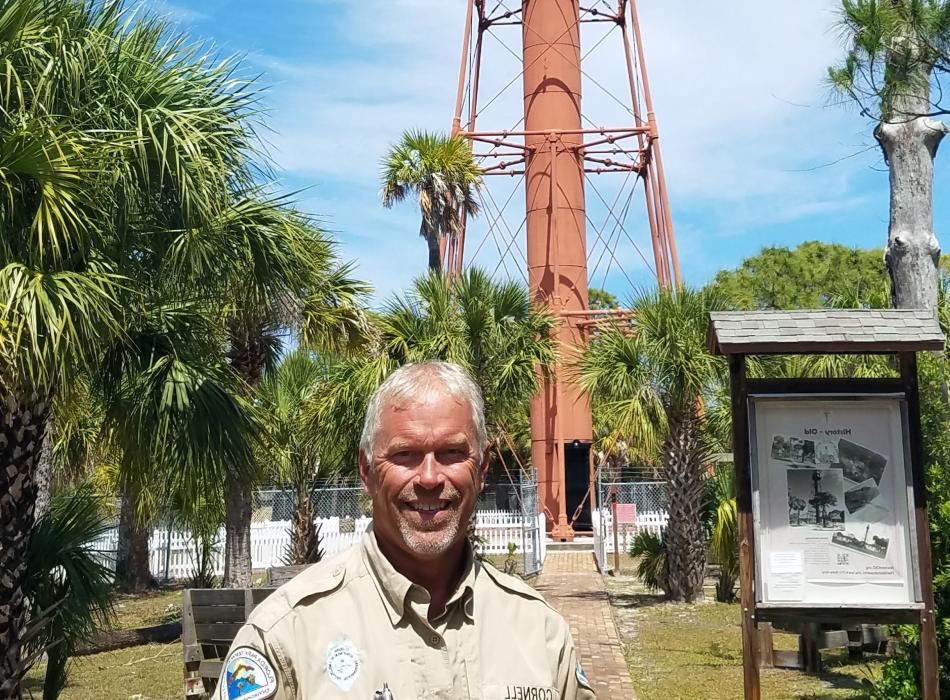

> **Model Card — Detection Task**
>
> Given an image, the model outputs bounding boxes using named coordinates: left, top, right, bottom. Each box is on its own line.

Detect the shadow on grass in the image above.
left=765, top=653, right=880, bottom=699
left=22, top=676, right=44, bottom=693
left=606, top=591, right=668, bottom=610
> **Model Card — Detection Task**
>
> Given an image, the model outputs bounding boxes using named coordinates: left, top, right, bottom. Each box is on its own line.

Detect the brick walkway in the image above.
left=536, top=552, right=636, bottom=699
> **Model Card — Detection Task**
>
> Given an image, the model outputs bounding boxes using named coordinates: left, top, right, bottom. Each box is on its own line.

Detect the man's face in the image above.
left=359, top=389, right=487, bottom=560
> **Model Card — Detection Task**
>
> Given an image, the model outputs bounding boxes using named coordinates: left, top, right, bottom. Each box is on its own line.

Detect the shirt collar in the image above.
left=451, top=554, right=477, bottom=622
left=361, top=527, right=478, bottom=626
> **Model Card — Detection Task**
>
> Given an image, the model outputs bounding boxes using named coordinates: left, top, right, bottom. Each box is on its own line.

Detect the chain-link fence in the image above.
left=519, top=469, right=544, bottom=576
left=254, top=477, right=524, bottom=525
left=593, top=465, right=670, bottom=572
left=253, top=483, right=369, bottom=523
left=91, top=469, right=546, bottom=581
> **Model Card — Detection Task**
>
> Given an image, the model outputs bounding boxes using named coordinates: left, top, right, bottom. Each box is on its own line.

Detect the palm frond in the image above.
left=379, top=130, right=482, bottom=261
left=22, top=486, right=115, bottom=692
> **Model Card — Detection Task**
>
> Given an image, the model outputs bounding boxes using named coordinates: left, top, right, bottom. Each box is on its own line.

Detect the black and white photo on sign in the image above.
left=832, top=524, right=890, bottom=560
left=771, top=435, right=816, bottom=466
left=787, top=468, right=845, bottom=530
left=835, top=438, right=887, bottom=486
left=816, top=439, right=839, bottom=464
left=844, top=479, right=885, bottom=516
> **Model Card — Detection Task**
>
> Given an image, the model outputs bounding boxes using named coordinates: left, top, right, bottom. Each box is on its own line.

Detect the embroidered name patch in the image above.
left=326, top=638, right=361, bottom=691
left=503, top=686, right=559, bottom=699
left=222, top=647, right=278, bottom=700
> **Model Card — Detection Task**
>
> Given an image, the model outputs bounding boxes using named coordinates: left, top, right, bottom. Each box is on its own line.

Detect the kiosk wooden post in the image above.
left=709, top=310, right=944, bottom=700
left=729, top=354, right=760, bottom=698
left=900, top=352, right=941, bottom=700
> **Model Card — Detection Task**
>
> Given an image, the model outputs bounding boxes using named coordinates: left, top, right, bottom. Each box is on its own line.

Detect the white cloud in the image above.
left=256, top=1, right=885, bottom=300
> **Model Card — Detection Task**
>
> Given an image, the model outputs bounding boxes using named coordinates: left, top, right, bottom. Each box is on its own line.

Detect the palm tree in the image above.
left=97, top=296, right=263, bottom=591
left=810, top=491, right=838, bottom=528
left=629, top=530, right=669, bottom=595
left=216, top=199, right=369, bottom=587
left=304, top=269, right=557, bottom=473
left=380, top=131, right=482, bottom=273
left=0, top=0, right=325, bottom=688
left=578, top=287, right=726, bottom=603
left=789, top=496, right=807, bottom=526
left=258, top=350, right=328, bottom=565
left=22, top=487, right=115, bottom=700
left=709, top=463, right=738, bottom=603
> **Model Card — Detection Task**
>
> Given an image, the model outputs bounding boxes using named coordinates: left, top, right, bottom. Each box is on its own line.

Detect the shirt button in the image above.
left=429, top=634, right=440, bottom=645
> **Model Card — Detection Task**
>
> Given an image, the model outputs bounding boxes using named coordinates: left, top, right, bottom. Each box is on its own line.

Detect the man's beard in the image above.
left=395, top=484, right=464, bottom=557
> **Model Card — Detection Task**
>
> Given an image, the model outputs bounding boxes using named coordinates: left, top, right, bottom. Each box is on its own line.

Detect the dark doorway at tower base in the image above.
left=565, top=440, right=592, bottom=532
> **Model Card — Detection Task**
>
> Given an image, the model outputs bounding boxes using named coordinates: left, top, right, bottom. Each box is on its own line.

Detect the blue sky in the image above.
left=158, top=0, right=950, bottom=305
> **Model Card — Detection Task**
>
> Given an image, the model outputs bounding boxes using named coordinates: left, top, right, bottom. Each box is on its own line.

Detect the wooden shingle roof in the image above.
left=707, top=309, right=944, bottom=356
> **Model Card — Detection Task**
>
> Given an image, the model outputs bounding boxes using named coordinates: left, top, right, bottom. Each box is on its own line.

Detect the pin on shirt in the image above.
left=373, top=682, right=395, bottom=700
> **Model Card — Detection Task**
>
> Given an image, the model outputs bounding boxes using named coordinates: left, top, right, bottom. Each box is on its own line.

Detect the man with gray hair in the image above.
left=218, top=361, right=596, bottom=699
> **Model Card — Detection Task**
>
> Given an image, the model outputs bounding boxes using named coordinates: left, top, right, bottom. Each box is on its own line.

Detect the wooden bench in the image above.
left=182, top=588, right=275, bottom=698
left=758, top=621, right=887, bottom=672
left=266, top=564, right=310, bottom=587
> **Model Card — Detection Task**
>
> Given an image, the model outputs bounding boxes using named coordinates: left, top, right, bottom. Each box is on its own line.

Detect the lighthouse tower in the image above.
left=447, top=0, right=679, bottom=540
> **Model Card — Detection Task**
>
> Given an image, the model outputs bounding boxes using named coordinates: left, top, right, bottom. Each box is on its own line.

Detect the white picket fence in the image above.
left=475, top=511, right=546, bottom=562
left=92, top=510, right=546, bottom=580
left=592, top=509, right=669, bottom=555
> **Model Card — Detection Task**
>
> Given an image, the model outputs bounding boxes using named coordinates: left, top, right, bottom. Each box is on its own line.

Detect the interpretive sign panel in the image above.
left=749, top=396, right=921, bottom=609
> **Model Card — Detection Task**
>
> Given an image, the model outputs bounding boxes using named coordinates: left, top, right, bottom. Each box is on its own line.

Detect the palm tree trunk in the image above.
left=289, top=481, right=320, bottom=565
left=223, top=326, right=267, bottom=588
left=33, top=425, right=54, bottom=522
left=42, top=646, right=68, bottom=700
left=426, top=228, right=443, bottom=273
left=0, top=391, right=49, bottom=699
left=115, top=490, right=152, bottom=592
left=662, top=404, right=708, bottom=603
left=222, top=476, right=253, bottom=587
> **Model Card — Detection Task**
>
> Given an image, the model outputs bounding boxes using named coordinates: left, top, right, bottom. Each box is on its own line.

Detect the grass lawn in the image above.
left=605, top=575, right=881, bottom=700
left=112, top=589, right=182, bottom=629
left=30, top=559, right=882, bottom=700
left=25, top=588, right=185, bottom=699
left=25, top=644, right=183, bottom=700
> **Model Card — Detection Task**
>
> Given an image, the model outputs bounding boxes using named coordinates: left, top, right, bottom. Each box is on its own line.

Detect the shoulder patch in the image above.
left=576, top=661, right=593, bottom=690
left=481, top=561, right=549, bottom=605
left=221, top=646, right=278, bottom=700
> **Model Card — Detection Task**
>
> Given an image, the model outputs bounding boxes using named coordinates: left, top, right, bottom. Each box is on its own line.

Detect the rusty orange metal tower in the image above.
left=447, top=0, right=679, bottom=540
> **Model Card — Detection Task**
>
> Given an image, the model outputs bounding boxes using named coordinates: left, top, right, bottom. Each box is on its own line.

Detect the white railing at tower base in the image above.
left=91, top=511, right=547, bottom=581
left=592, top=508, right=669, bottom=564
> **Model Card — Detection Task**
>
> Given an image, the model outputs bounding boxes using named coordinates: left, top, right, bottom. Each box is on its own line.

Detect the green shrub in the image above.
left=629, top=530, right=669, bottom=596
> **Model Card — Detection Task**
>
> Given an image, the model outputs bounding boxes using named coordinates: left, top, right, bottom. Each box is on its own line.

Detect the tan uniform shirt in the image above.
left=218, top=530, right=597, bottom=700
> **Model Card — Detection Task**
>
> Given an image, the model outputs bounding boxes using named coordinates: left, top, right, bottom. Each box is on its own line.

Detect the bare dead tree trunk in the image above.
left=878, top=41, right=948, bottom=311
left=879, top=116, right=947, bottom=309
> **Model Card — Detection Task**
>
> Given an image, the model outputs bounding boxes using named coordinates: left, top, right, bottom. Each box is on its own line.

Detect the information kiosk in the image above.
left=708, top=309, right=944, bottom=700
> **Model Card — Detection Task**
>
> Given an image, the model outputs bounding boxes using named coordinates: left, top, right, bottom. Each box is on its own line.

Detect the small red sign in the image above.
left=615, top=503, right=637, bottom=524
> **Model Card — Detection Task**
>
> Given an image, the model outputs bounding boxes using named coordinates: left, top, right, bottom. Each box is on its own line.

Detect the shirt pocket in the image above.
left=482, top=683, right=560, bottom=700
